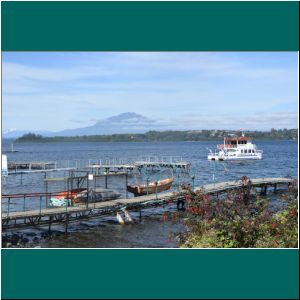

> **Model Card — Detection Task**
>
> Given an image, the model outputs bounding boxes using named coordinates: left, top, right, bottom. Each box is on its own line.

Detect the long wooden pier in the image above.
left=5, top=156, right=190, bottom=176
left=1, top=177, right=294, bottom=231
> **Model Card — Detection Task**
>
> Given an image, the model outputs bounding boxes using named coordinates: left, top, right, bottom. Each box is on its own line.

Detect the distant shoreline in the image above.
left=9, top=129, right=298, bottom=143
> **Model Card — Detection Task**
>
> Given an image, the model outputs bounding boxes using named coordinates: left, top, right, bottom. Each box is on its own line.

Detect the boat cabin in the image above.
left=218, top=135, right=252, bottom=149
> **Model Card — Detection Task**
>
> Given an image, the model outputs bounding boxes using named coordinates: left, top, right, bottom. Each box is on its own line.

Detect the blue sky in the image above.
left=2, top=52, right=298, bottom=132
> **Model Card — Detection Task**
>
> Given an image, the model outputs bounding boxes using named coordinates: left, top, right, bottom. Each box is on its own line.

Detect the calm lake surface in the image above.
left=1, top=140, right=298, bottom=247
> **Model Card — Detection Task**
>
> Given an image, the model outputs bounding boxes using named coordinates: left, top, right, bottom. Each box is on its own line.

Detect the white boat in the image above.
left=207, top=132, right=263, bottom=161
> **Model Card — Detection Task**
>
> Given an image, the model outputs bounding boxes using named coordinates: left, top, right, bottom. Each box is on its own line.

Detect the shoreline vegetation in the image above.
left=12, top=128, right=298, bottom=143
left=176, top=182, right=298, bottom=248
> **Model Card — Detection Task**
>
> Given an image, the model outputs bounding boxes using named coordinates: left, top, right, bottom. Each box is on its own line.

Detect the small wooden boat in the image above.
left=127, top=178, right=174, bottom=197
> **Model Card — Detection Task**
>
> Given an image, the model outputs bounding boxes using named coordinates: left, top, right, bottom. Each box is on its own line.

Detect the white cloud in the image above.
left=169, top=112, right=298, bottom=130
left=2, top=52, right=298, bottom=131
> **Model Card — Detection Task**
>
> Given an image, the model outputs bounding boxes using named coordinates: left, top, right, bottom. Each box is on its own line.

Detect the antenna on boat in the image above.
left=240, top=128, right=245, bottom=137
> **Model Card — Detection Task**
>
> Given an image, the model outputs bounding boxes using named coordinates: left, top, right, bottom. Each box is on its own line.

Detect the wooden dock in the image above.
left=134, top=161, right=190, bottom=169
left=1, top=177, right=294, bottom=231
left=8, top=161, right=56, bottom=170
left=6, top=156, right=190, bottom=176
left=87, top=164, right=137, bottom=171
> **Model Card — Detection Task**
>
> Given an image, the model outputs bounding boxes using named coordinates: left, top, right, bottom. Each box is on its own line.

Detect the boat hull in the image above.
left=127, top=178, right=174, bottom=197
left=208, top=154, right=262, bottom=161
left=78, top=188, right=121, bottom=203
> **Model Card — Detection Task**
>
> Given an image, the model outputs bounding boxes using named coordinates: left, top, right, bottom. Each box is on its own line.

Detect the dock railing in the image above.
left=6, top=156, right=190, bottom=174
left=1, top=190, right=93, bottom=218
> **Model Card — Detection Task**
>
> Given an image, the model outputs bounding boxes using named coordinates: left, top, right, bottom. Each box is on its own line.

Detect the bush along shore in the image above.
left=13, top=128, right=298, bottom=143
left=174, top=180, right=298, bottom=248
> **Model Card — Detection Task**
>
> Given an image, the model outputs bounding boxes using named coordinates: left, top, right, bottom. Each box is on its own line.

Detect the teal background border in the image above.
left=1, top=1, right=299, bottom=51
left=2, top=250, right=299, bottom=299
left=1, top=1, right=299, bottom=299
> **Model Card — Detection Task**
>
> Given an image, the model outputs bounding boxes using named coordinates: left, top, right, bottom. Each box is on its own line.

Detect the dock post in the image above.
left=39, top=196, right=42, bottom=215
left=86, top=174, right=89, bottom=209
left=191, top=176, right=195, bottom=192
left=146, top=177, right=149, bottom=195
left=125, top=173, right=128, bottom=199
left=260, top=185, right=267, bottom=195
left=105, top=168, right=109, bottom=188
left=45, top=181, right=48, bottom=207
left=260, top=185, right=265, bottom=195
left=155, top=181, right=158, bottom=200
left=23, top=194, right=26, bottom=211
left=48, top=216, right=52, bottom=234
left=7, top=197, right=10, bottom=218
left=274, top=183, right=277, bottom=193
left=20, top=172, right=23, bottom=185
left=65, top=214, right=69, bottom=234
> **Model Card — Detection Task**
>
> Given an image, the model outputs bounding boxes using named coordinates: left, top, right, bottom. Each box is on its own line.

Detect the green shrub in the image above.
left=180, top=181, right=298, bottom=248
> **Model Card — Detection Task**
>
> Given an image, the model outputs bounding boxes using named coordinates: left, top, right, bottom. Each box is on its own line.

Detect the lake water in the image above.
left=1, top=140, right=298, bottom=247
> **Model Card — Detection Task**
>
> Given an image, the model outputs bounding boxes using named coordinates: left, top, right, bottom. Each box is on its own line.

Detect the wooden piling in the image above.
left=125, top=173, right=128, bottom=199
left=48, top=216, right=52, bottom=234
left=105, top=168, right=109, bottom=188
left=65, top=214, right=69, bottom=234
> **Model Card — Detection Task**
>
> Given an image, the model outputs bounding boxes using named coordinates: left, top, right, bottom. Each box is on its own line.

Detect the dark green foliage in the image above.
left=16, top=133, right=43, bottom=142
left=180, top=182, right=298, bottom=248
left=15, top=128, right=298, bottom=143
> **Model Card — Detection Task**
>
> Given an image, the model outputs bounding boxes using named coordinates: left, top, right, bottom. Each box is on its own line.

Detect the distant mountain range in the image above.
left=2, top=112, right=166, bottom=138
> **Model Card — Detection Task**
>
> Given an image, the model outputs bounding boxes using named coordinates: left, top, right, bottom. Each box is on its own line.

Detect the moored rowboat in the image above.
left=127, top=178, right=174, bottom=197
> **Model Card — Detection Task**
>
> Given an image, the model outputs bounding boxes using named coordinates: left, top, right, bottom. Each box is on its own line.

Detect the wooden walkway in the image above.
left=2, top=177, right=294, bottom=231
left=134, top=161, right=190, bottom=169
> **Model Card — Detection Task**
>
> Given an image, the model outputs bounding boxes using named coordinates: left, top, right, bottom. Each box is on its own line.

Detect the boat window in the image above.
left=241, top=150, right=243, bottom=153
